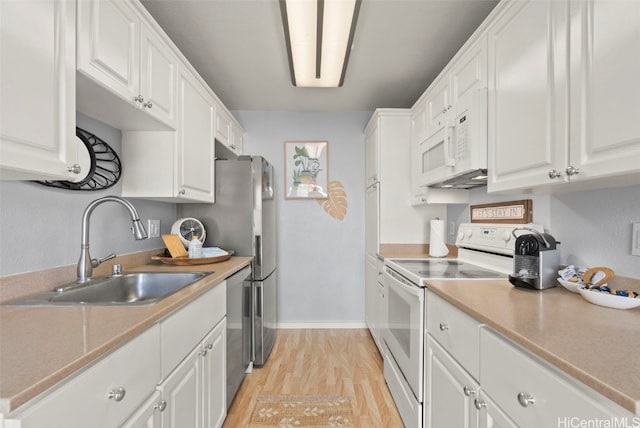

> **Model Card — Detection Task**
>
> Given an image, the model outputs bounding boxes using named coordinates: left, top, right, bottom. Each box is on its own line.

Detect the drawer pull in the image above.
left=463, top=385, right=476, bottom=396
left=206, top=343, right=214, bottom=350
left=154, top=400, right=167, bottom=412
left=200, top=348, right=208, bottom=357
left=517, top=392, right=535, bottom=407
left=439, top=323, right=449, bottom=331
left=107, top=387, right=126, bottom=402
left=473, top=399, right=486, bottom=410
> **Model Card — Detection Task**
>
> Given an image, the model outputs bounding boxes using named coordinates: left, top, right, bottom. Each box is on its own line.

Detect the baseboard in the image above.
left=277, top=322, right=368, bottom=329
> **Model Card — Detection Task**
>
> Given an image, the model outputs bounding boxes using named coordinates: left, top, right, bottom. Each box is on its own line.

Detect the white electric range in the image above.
left=381, top=222, right=544, bottom=428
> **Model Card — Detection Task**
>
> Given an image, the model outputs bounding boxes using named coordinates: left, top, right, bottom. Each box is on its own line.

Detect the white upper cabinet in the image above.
left=487, top=0, right=569, bottom=192
left=215, top=104, right=244, bottom=156
left=77, top=0, right=178, bottom=130
left=568, top=0, right=640, bottom=183
left=488, top=0, right=640, bottom=193
left=0, top=0, right=78, bottom=181
left=176, top=66, right=216, bottom=202
left=121, top=64, right=215, bottom=203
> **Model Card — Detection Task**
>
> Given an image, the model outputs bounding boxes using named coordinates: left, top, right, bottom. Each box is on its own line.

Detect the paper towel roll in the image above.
left=429, top=219, right=449, bottom=258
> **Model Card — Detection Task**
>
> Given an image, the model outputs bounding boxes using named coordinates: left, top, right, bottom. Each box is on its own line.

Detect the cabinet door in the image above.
left=0, top=0, right=76, bottom=180
left=477, top=391, right=517, bottom=428
left=364, top=258, right=378, bottom=341
left=120, top=391, right=163, bottom=428
left=365, top=121, right=379, bottom=187
left=202, top=320, right=226, bottom=428
left=140, top=25, right=178, bottom=128
left=215, top=107, right=232, bottom=146
left=230, top=122, right=244, bottom=155
left=569, top=0, right=640, bottom=181
left=425, top=335, right=479, bottom=428
left=176, top=67, right=215, bottom=202
left=425, top=76, right=451, bottom=140
left=365, top=183, right=379, bottom=259
left=77, top=0, right=140, bottom=102
left=158, top=346, right=203, bottom=428
left=487, top=0, right=569, bottom=192
left=411, top=101, right=429, bottom=205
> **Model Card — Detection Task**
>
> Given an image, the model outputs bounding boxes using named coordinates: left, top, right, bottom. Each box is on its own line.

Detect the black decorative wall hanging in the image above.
left=36, top=127, right=122, bottom=191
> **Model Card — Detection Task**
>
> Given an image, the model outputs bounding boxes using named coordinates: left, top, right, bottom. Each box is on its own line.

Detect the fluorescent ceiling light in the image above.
left=280, top=0, right=361, bottom=87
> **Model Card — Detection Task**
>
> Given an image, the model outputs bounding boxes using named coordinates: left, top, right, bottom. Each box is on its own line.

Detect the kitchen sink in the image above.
left=2, top=272, right=212, bottom=306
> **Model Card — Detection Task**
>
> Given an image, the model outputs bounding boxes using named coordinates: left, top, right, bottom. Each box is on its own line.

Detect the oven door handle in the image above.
left=385, top=268, right=424, bottom=298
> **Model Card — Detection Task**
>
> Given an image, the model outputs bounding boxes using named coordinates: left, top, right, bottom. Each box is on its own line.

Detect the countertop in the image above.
left=425, top=278, right=640, bottom=415
left=0, top=256, right=253, bottom=414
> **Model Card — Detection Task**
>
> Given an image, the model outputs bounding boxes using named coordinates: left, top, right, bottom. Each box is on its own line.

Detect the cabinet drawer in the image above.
left=160, top=281, right=226, bottom=379
left=427, top=291, right=480, bottom=379
left=479, top=327, right=628, bottom=426
left=13, top=325, right=161, bottom=428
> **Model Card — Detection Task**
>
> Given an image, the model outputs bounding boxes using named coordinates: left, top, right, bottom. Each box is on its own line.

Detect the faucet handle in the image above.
left=92, top=253, right=116, bottom=268
left=111, top=263, right=122, bottom=277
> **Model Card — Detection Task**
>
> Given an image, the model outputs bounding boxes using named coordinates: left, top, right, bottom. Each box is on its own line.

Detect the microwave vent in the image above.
left=427, top=169, right=488, bottom=189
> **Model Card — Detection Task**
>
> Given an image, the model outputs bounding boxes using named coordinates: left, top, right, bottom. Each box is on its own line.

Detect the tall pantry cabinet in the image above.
left=364, top=110, right=445, bottom=352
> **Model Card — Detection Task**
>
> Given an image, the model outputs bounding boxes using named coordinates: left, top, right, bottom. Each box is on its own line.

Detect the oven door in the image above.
left=382, top=266, right=425, bottom=401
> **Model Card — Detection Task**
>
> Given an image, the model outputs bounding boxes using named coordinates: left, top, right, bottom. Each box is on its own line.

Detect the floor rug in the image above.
left=249, top=395, right=354, bottom=427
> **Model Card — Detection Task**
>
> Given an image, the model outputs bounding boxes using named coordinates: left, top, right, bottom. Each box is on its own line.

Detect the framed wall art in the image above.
left=284, top=141, right=329, bottom=199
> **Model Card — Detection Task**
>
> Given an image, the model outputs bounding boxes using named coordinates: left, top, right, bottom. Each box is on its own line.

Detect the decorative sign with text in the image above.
left=470, top=199, right=533, bottom=224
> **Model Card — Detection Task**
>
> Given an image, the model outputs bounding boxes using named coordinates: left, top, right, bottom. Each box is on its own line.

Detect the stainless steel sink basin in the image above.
left=2, top=272, right=211, bottom=306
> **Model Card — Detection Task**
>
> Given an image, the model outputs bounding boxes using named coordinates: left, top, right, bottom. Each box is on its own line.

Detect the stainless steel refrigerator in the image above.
left=180, top=156, right=277, bottom=364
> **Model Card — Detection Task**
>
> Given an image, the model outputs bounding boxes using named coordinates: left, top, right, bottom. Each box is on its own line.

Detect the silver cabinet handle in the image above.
left=133, top=95, right=144, bottom=103
left=178, top=189, right=186, bottom=195
left=206, top=343, right=213, bottom=350
left=154, top=400, right=167, bottom=412
left=107, top=387, right=126, bottom=402
left=68, top=164, right=82, bottom=174
left=442, top=108, right=447, bottom=114
left=517, top=392, right=535, bottom=407
left=548, top=169, right=562, bottom=179
left=439, top=323, right=449, bottom=331
left=463, top=385, right=476, bottom=396
left=474, top=399, right=486, bottom=410
left=143, top=101, right=153, bottom=109
left=565, top=165, right=580, bottom=176
left=199, top=348, right=208, bottom=357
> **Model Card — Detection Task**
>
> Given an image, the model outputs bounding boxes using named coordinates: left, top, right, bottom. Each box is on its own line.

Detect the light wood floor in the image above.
left=223, top=329, right=404, bottom=427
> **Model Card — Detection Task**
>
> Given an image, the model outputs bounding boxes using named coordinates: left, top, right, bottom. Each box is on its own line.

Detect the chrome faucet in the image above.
left=77, top=196, right=148, bottom=283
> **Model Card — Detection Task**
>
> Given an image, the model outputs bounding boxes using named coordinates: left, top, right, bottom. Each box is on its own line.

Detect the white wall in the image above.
left=0, top=114, right=177, bottom=277
left=234, top=110, right=371, bottom=326
left=447, top=185, right=640, bottom=277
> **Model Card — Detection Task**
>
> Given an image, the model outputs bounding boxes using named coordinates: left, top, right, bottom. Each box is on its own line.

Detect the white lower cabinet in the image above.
left=120, top=391, right=163, bottom=428
left=424, top=293, right=634, bottom=428
left=425, top=335, right=479, bottom=428
left=7, top=282, right=228, bottom=428
left=10, top=326, right=161, bottom=428
left=156, top=319, right=226, bottom=428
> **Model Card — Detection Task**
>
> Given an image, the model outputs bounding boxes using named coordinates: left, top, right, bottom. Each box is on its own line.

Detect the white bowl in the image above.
left=557, top=278, right=583, bottom=294
left=578, top=287, right=640, bottom=310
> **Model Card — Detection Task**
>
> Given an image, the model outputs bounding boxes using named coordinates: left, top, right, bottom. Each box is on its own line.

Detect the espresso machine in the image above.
left=509, top=228, right=560, bottom=290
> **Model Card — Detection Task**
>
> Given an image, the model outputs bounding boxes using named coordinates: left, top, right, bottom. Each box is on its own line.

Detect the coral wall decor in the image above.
left=317, top=181, right=348, bottom=220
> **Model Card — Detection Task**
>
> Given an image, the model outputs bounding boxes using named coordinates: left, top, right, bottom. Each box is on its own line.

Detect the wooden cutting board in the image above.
left=162, top=234, right=188, bottom=258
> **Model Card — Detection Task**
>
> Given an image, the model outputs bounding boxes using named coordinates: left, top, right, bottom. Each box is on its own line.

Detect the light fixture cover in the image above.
left=280, top=0, right=361, bottom=87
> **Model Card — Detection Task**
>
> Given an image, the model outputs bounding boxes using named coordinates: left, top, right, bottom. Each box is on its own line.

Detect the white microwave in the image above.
left=417, top=88, right=488, bottom=189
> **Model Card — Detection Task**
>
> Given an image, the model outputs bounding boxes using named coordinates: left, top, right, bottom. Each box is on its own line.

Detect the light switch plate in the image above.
left=148, top=220, right=161, bottom=238
left=632, top=223, right=640, bottom=256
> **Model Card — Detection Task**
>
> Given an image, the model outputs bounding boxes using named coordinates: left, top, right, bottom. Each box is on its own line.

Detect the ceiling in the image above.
left=140, top=0, right=499, bottom=112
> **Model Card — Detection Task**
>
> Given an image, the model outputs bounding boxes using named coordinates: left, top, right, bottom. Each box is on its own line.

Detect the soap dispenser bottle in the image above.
left=188, top=235, right=203, bottom=258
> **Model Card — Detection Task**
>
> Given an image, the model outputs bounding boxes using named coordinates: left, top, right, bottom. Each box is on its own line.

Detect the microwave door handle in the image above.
left=444, top=124, right=456, bottom=167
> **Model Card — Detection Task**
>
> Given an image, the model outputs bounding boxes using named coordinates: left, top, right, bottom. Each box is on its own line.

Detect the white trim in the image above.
left=277, top=322, right=368, bottom=329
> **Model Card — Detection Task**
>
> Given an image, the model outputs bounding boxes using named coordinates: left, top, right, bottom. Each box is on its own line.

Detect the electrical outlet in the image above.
left=449, top=221, right=456, bottom=236
left=633, top=223, right=640, bottom=256
left=148, top=220, right=160, bottom=238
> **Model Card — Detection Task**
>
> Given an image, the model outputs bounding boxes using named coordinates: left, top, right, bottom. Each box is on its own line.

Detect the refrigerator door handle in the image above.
left=255, top=282, right=262, bottom=318
left=255, top=235, right=262, bottom=267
